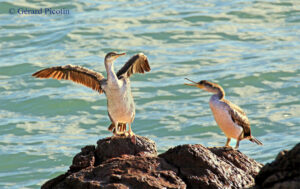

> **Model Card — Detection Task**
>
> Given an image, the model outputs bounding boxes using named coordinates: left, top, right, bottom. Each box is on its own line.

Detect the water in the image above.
left=0, top=0, right=299, bottom=188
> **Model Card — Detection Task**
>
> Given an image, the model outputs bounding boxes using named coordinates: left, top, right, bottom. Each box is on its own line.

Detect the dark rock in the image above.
left=159, top=144, right=262, bottom=189
left=209, top=146, right=263, bottom=177
left=70, top=145, right=96, bottom=172
left=96, top=135, right=157, bottom=163
left=42, top=136, right=264, bottom=189
left=57, top=156, right=186, bottom=189
left=255, top=143, right=300, bottom=189
left=42, top=145, right=96, bottom=189
left=42, top=135, right=168, bottom=189
left=41, top=173, right=69, bottom=189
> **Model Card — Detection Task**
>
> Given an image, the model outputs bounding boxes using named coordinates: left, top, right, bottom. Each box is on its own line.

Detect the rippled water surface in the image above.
left=0, top=0, right=299, bottom=188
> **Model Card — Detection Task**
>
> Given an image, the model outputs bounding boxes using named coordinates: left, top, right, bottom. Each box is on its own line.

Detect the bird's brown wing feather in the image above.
left=224, top=99, right=251, bottom=138
left=117, top=53, right=150, bottom=78
left=32, top=64, right=105, bottom=93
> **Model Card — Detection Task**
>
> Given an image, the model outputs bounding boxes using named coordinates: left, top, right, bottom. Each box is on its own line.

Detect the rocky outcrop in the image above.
left=42, top=135, right=185, bottom=189
left=42, top=136, right=264, bottom=189
left=255, top=143, right=300, bottom=189
left=159, top=145, right=262, bottom=189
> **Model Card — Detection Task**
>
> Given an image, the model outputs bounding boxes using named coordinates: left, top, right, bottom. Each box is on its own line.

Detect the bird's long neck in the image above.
left=216, top=87, right=225, bottom=99
left=105, top=60, right=118, bottom=83
left=207, top=86, right=225, bottom=100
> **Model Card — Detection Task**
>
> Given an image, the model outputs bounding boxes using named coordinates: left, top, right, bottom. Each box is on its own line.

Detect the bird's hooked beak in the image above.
left=114, top=52, right=126, bottom=58
left=184, top=78, right=204, bottom=89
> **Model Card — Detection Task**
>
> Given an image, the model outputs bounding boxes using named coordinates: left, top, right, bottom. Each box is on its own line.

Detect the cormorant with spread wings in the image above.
left=32, top=52, right=150, bottom=139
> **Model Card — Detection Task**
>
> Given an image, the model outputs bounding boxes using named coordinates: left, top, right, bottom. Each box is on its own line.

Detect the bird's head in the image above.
left=184, top=78, right=222, bottom=94
left=105, top=52, right=126, bottom=64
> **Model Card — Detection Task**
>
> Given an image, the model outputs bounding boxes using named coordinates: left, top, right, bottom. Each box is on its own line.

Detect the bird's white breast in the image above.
left=209, top=95, right=242, bottom=139
left=103, top=79, right=135, bottom=123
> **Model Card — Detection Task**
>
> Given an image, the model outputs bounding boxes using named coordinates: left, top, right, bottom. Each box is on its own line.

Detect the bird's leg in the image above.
left=124, top=123, right=127, bottom=133
left=235, top=139, right=240, bottom=149
left=114, top=121, right=123, bottom=136
left=124, top=123, right=130, bottom=137
left=122, top=123, right=127, bottom=134
left=118, top=123, right=123, bottom=134
left=235, top=133, right=243, bottom=149
left=128, top=123, right=134, bottom=136
left=225, top=138, right=231, bottom=147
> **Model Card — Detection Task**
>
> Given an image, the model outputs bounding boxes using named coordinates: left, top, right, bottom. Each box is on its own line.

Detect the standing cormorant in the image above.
left=184, top=78, right=262, bottom=149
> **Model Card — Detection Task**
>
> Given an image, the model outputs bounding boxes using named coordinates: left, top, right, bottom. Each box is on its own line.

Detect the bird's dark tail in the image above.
left=250, top=136, right=263, bottom=145
left=108, top=123, right=115, bottom=131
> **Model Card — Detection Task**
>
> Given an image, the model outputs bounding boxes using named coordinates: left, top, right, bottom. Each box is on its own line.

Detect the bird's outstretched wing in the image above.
left=224, top=99, right=251, bottom=138
left=32, top=65, right=105, bottom=93
left=117, top=53, right=151, bottom=78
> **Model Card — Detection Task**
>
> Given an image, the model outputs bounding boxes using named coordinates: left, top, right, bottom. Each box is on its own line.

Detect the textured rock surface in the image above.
left=42, top=145, right=96, bottom=189
left=42, top=136, right=264, bottom=189
left=96, top=135, right=157, bottom=163
left=159, top=144, right=263, bottom=189
left=209, top=146, right=262, bottom=177
left=255, top=143, right=300, bottom=189
left=70, top=145, right=96, bottom=172
left=42, top=135, right=184, bottom=189
left=55, top=156, right=186, bottom=189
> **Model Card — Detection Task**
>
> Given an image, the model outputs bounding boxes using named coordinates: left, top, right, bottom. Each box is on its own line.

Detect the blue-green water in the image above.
left=0, top=0, right=299, bottom=188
